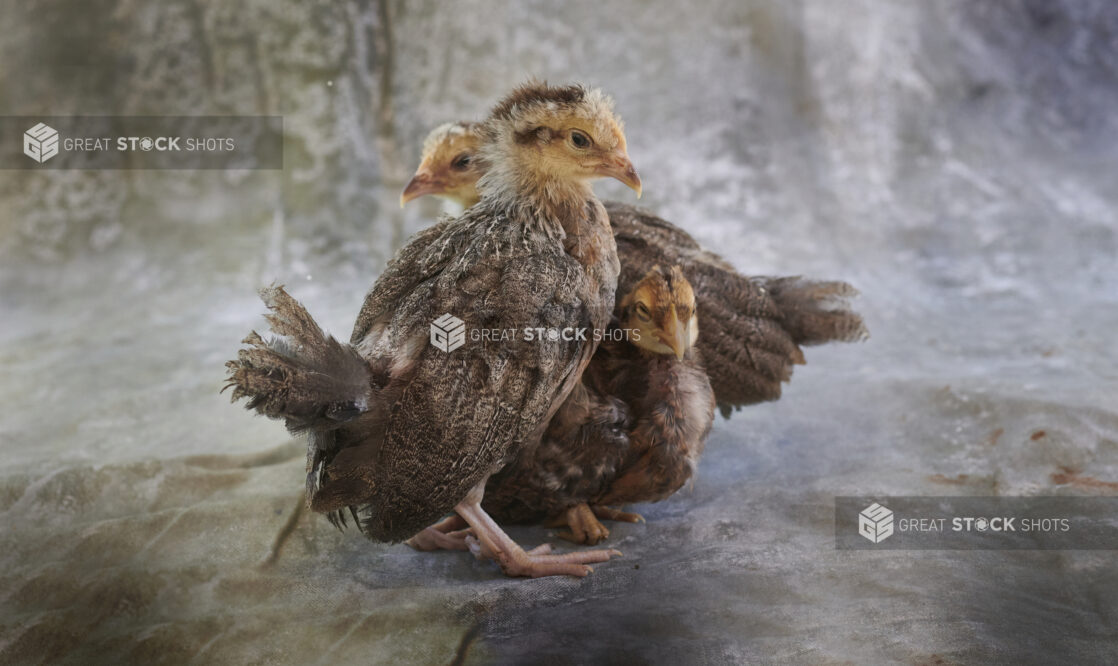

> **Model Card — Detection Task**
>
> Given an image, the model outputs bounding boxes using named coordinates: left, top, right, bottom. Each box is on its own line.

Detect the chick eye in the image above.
left=569, top=130, right=592, bottom=149
left=450, top=153, right=472, bottom=171
left=635, top=304, right=651, bottom=322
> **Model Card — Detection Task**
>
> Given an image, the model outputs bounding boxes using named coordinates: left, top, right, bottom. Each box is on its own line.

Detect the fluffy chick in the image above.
left=401, top=124, right=865, bottom=545
left=226, top=82, right=640, bottom=578
left=401, top=123, right=867, bottom=416
left=400, top=122, right=482, bottom=208
left=481, top=265, right=715, bottom=545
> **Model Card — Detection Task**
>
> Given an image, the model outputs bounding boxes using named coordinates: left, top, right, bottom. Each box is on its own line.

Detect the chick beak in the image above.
left=656, top=308, right=689, bottom=361
left=598, top=150, right=642, bottom=198
left=400, top=165, right=444, bottom=207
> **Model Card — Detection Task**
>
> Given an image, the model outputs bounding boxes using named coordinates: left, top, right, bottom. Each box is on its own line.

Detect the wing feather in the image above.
left=604, top=202, right=866, bottom=416
left=344, top=209, right=606, bottom=541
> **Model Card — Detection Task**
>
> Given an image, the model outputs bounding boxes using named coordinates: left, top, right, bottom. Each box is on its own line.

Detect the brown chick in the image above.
left=400, top=122, right=482, bottom=208
left=225, top=81, right=641, bottom=578
left=479, top=265, right=715, bottom=545
left=400, top=124, right=866, bottom=546
left=401, top=123, right=868, bottom=417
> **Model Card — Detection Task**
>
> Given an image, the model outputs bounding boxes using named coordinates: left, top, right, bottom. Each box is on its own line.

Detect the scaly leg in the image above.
left=405, top=514, right=471, bottom=551
left=407, top=514, right=553, bottom=555
left=455, top=482, right=621, bottom=578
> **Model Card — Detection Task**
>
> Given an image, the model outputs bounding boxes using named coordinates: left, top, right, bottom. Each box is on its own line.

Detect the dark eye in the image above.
left=635, top=304, right=651, bottom=322
left=450, top=153, right=472, bottom=171
left=569, top=130, right=591, bottom=149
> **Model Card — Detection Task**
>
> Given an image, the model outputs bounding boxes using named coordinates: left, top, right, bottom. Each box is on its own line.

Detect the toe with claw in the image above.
left=405, top=514, right=472, bottom=551
left=456, top=487, right=621, bottom=578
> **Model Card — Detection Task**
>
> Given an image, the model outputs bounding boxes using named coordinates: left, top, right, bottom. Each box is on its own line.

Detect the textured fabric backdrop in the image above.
left=2, top=1, right=1117, bottom=663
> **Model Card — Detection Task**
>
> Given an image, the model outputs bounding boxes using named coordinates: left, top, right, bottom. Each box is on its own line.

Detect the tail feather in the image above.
left=224, top=285, right=376, bottom=432
left=759, top=277, right=869, bottom=347
left=697, top=273, right=866, bottom=417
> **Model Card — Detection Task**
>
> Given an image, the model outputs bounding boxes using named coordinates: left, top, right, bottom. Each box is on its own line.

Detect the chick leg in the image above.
left=454, top=483, right=621, bottom=578
left=405, top=514, right=472, bottom=552
left=407, top=514, right=553, bottom=555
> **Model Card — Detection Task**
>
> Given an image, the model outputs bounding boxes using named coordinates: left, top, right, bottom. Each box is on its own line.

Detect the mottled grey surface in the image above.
left=2, top=1, right=1117, bottom=664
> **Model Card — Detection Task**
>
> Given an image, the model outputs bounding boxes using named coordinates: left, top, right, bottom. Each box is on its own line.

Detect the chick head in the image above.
left=479, top=81, right=641, bottom=201
left=401, top=122, right=483, bottom=208
left=620, top=265, right=699, bottom=360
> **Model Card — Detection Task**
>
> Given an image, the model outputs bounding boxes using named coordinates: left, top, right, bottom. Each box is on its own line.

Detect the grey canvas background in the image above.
left=2, top=1, right=1117, bottom=663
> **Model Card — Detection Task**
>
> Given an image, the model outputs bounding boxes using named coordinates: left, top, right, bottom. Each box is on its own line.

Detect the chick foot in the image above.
left=592, top=505, right=645, bottom=524
left=548, top=503, right=612, bottom=545
left=405, top=514, right=471, bottom=551
left=546, top=503, right=645, bottom=545
left=455, top=497, right=620, bottom=578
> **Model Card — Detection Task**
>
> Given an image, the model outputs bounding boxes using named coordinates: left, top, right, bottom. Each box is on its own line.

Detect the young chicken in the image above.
left=401, top=122, right=868, bottom=417
left=226, top=82, right=641, bottom=578
left=399, top=122, right=482, bottom=208
left=399, top=123, right=866, bottom=545
left=480, top=265, right=715, bottom=545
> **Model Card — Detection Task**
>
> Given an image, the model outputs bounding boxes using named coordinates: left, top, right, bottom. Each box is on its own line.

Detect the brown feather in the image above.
left=488, top=81, right=587, bottom=122
left=483, top=268, right=716, bottom=538
left=227, top=83, right=626, bottom=546
left=604, top=202, right=866, bottom=416
left=223, top=285, right=384, bottom=432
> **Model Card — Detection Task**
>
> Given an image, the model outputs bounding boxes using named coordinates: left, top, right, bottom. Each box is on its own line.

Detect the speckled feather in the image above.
left=339, top=195, right=617, bottom=541
left=605, top=202, right=867, bottom=417
left=403, top=119, right=867, bottom=415
left=226, top=83, right=623, bottom=544
left=482, top=378, right=632, bottom=523
left=482, top=270, right=716, bottom=528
